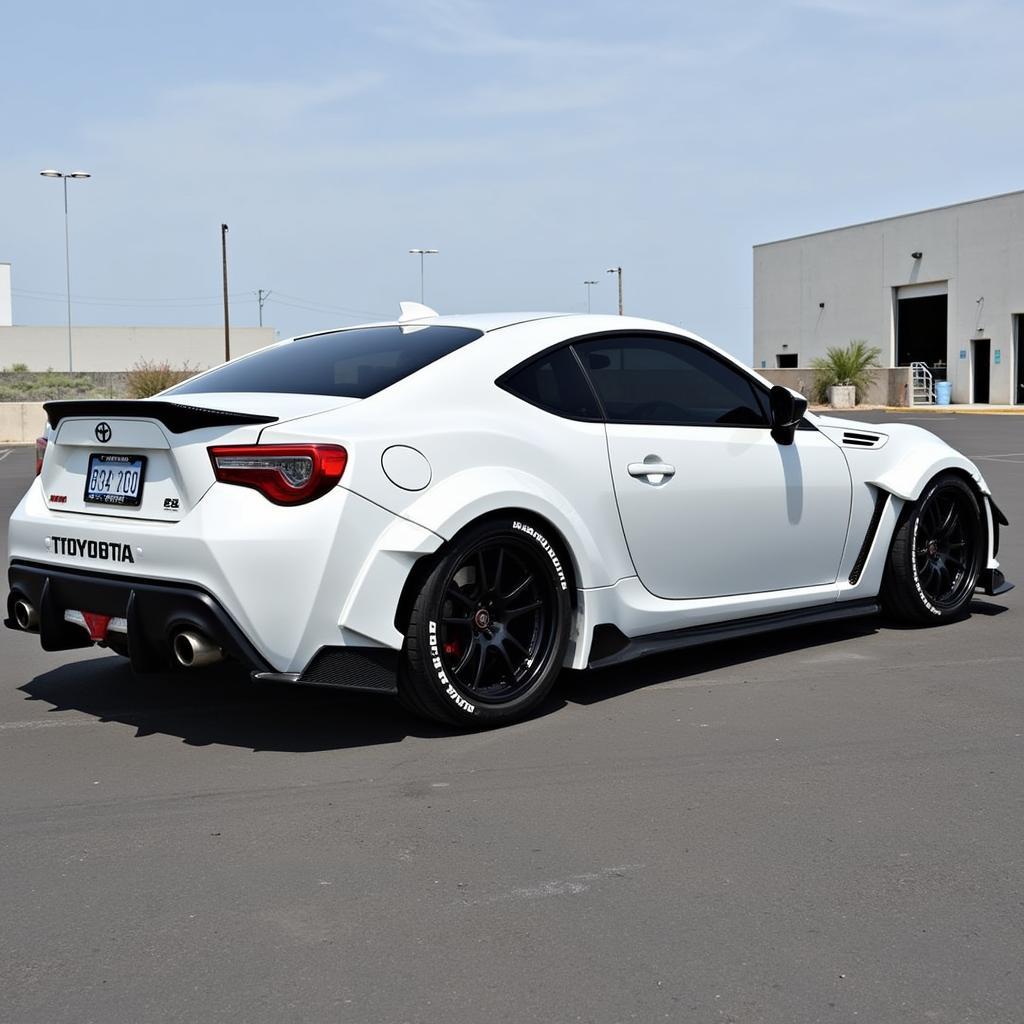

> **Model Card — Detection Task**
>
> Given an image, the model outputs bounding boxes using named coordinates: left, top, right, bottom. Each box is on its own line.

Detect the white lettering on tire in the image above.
left=511, top=521, right=568, bottom=591
left=428, top=620, right=476, bottom=713
left=910, top=510, right=942, bottom=616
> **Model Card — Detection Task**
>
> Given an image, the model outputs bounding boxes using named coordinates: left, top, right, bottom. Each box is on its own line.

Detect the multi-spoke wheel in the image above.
left=399, top=518, right=571, bottom=726
left=882, top=474, right=984, bottom=625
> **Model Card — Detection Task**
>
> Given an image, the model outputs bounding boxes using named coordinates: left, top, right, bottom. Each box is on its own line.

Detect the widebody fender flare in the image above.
left=392, top=467, right=629, bottom=590
left=860, top=424, right=991, bottom=502
left=868, top=453, right=991, bottom=502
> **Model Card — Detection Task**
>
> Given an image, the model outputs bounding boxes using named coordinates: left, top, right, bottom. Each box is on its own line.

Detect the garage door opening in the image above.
left=973, top=338, right=991, bottom=404
left=896, top=284, right=948, bottom=374
left=1015, top=314, right=1024, bottom=405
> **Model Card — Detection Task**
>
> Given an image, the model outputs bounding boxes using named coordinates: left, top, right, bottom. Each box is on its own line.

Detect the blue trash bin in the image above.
left=935, top=380, right=952, bottom=406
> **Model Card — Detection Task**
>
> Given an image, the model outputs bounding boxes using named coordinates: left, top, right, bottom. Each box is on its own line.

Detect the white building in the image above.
left=753, top=190, right=1024, bottom=405
left=0, top=262, right=275, bottom=371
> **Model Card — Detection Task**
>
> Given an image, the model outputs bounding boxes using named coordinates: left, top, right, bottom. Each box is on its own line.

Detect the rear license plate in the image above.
left=84, top=453, right=147, bottom=507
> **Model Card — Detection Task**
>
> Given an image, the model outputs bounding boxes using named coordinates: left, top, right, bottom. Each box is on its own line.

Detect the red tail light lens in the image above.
left=35, top=436, right=48, bottom=476
left=208, top=444, right=347, bottom=505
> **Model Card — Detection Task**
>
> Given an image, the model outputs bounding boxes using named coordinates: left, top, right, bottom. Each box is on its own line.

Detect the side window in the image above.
left=573, top=334, right=769, bottom=427
left=500, top=346, right=601, bottom=420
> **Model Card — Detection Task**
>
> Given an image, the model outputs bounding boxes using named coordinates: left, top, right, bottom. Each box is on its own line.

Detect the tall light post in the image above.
left=408, top=248, right=439, bottom=304
left=221, top=224, right=230, bottom=362
left=40, top=169, right=91, bottom=371
left=583, top=280, right=598, bottom=313
left=606, top=266, right=623, bottom=315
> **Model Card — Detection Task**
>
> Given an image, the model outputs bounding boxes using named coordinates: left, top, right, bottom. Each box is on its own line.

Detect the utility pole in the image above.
left=256, top=288, right=271, bottom=327
left=607, top=266, right=623, bottom=315
left=221, top=224, right=230, bottom=361
left=583, top=280, right=598, bottom=314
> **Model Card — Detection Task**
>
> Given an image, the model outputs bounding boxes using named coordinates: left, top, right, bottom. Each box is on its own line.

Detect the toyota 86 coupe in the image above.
left=6, top=305, right=1012, bottom=727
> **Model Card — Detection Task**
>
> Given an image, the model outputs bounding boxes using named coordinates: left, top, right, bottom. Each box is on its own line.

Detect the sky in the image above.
left=2, top=0, right=1023, bottom=360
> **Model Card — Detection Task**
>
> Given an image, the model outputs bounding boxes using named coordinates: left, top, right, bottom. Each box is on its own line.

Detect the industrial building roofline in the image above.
left=754, top=187, right=1024, bottom=249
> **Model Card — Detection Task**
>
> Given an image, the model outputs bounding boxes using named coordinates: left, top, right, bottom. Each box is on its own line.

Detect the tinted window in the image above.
left=167, top=325, right=482, bottom=399
left=501, top=346, right=601, bottom=419
left=573, top=335, right=769, bottom=426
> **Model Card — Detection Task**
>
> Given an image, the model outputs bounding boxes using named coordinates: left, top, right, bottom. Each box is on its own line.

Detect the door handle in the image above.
left=627, top=458, right=676, bottom=482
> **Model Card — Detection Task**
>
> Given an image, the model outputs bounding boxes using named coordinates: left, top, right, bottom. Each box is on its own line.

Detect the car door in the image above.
left=573, top=333, right=853, bottom=600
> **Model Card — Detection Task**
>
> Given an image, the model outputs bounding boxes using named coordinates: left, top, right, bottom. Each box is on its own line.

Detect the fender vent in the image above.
left=849, top=490, right=889, bottom=585
left=841, top=430, right=886, bottom=449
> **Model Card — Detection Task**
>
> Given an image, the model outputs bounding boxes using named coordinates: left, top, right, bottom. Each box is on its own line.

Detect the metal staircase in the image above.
left=910, top=362, right=934, bottom=405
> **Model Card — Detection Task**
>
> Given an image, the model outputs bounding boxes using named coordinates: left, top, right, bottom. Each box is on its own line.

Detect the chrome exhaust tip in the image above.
left=172, top=630, right=224, bottom=669
left=13, top=598, right=38, bottom=631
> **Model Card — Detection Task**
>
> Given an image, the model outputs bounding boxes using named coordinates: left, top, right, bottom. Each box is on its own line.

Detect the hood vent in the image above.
left=841, top=430, right=886, bottom=450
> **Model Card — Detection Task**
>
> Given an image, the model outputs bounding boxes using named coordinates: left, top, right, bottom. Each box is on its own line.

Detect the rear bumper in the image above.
left=7, top=562, right=401, bottom=693
left=7, top=561, right=273, bottom=672
left=8, top=479, right=441, bottom=672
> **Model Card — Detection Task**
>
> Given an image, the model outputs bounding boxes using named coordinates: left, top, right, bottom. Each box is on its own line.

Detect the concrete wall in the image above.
left=753, top=190, right=1024, bottom=404
left=759, top=367, right=911, bottom=407
left=0, top=403, right=47, bottom=443
left=0, top=325, right=276, bottom=372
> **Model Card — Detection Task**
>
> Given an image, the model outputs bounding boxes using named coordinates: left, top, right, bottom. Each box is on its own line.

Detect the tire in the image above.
left=881, top=473, right=984, bottom=625
left=398, top=517, right=572, bottom=727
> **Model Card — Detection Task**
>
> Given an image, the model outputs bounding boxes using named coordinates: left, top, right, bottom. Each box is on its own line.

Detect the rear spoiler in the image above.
left=44, top=400, right=278, bottom=434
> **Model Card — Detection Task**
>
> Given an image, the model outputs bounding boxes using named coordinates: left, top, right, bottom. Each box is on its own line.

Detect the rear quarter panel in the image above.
left=258, top=318, right=637, bottom=589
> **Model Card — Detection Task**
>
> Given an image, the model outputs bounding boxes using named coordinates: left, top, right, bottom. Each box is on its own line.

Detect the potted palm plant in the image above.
left=811, top=341, right=881, bottom=408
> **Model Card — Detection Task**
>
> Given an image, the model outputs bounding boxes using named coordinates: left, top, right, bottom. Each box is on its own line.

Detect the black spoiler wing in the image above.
left=44, top=400, right=278, bottom=434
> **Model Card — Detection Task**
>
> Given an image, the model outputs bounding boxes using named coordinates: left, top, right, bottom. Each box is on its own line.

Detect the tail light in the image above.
left=208, top=444, right=347, bottom=505
left=35, top=436, right=48, bottom=476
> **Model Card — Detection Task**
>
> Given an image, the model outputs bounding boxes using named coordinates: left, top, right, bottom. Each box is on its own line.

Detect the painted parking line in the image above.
left=0, top=450, right=12, bottom=462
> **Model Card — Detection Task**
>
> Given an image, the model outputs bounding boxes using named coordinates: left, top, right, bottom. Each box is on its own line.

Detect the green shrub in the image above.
left=126, top=360, right=199, bottom=399
left=4, top=362, right=29, bottom=372
left=810, top=341, right=881, bottom=404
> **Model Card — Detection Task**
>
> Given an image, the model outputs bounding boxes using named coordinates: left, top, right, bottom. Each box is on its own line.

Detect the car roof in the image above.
left=294, top=312, right=569, bottom=339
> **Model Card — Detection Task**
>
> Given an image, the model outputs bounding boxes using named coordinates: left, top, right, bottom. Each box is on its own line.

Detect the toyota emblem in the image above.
left=95, top=422, right=112, bottom=443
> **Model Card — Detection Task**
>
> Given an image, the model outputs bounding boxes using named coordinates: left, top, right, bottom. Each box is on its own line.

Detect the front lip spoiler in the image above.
left=979, top=568, right=1014, bottom=597
left=6, top=561, right=272, bottom=673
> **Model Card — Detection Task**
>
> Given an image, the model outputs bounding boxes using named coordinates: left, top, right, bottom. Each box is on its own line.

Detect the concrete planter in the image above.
left=828, top=385, right=856, bottom=409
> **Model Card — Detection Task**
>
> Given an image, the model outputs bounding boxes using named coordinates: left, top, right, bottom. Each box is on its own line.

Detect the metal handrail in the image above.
left=910, top=362, right=934, bottom=405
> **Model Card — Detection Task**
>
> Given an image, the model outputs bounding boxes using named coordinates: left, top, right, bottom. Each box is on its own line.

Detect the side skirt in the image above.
left=587, top=599, right=880, bottom=671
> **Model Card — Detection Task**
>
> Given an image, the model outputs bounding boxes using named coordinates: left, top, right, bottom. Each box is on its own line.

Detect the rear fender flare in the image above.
left=394, top=468, right=616, bottom=590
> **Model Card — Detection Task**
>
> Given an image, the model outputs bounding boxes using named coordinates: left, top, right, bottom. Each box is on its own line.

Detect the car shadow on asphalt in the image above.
left=18, top=656, right=458, bottom=752
left=558, top=618, right=884, bottom=706
left=17, top=602, right=1010, bottom=750
left=559, top=599, right=1010, bottom=706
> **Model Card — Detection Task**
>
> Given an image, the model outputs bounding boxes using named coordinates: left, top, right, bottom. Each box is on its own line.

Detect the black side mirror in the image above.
left=768, top=385, right=808, bottom=446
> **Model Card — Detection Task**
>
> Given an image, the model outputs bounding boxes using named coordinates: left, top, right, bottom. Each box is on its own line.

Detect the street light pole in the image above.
left=583, top=280, right=598, bottom=314
left=40, top=169, right=91, bottom=371
left=606, top=266, right=623, bottom=315
left=408, top=248, right=439, bottom=304
left=221, top=224, right=230, bottom=362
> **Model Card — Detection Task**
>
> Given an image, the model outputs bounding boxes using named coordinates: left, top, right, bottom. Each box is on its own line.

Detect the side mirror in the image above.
left=768, top=385, right=808, bottom=446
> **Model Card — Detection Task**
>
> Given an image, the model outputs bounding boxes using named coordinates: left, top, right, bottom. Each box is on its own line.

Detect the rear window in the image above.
left=167, top=325, right=483, bottom=399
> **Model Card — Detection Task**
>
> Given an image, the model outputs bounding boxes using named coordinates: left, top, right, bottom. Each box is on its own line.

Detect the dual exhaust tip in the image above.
left=14, top=596, right=224, bottom=670
left=13, top=598, right=38, bottom=631
left=171, top=629, right=225, bottom=669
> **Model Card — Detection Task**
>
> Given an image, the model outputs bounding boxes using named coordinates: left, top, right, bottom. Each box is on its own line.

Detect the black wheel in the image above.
left=882, top=474, right=984, bottom=625
left=399, top=517, right=572, bottom=727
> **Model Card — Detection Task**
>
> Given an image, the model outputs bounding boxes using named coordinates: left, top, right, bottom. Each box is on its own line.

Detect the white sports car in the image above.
left=6, top=306, right=1012, bottom=726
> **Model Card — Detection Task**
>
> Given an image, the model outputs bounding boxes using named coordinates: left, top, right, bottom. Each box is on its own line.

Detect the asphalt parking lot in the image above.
left=1, top=413, right=1022, bottom=1024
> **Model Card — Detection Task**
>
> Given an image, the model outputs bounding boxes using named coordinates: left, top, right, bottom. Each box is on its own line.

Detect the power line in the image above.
left=269, top=291, right=387, bottom=319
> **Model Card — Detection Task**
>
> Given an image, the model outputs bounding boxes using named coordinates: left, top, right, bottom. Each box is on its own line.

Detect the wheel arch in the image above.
left=869, top=453, right=991, bottom=503
left=394, top=506, right=582, bottom=636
